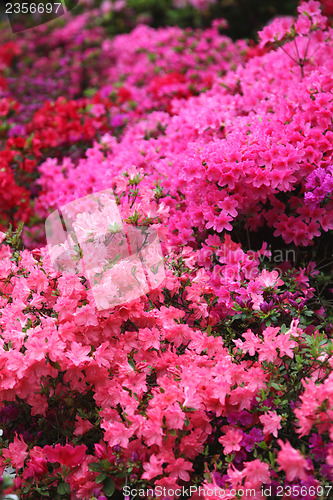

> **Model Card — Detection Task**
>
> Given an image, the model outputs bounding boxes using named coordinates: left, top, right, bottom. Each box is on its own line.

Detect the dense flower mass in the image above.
left=0, top=1, right=332, bottom=499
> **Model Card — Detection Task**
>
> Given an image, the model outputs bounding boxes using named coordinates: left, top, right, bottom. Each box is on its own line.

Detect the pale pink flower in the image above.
left=257, top=269, right=283, bottom=288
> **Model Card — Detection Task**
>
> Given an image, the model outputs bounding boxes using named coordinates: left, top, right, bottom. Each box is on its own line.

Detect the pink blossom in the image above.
left=165, top=457, right=193, bottom=481
left=101, top=421, right=133, bottom=448
left=218, top=428, right=243, bottom=454
left=141, top=454, right=164, bottom=480
left=258, top=16, right=294, bottom=46
left=257, top=269, right=283, bottom=288
left=3, top=434, right=28, bottom=469
left=259, top=411, right=282, bottom=438
left=242, top=459, right=271, bottom=488
left=277, top=440, right=309, bottom=481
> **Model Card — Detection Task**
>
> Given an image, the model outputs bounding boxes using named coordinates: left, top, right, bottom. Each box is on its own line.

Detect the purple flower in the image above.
left=233, top=449, right=247, bottom=462
left=238, top=410, right=253, bottom=427
left=260, top=301, right=270, bottom=313
left=305, top=166, right=333, bottom=208
left=226, top=412, right=238, bottom=425
left=213, top=472, right=227, bottom=488
left=0, top=405, right=19, bottom=423
left=8, top=124, right=26, bottom=137
left=241, top=428, right=264, bottom=452
left=110, top=114, right=127, bottom=128
left=309, top=434, right=326, bottom=461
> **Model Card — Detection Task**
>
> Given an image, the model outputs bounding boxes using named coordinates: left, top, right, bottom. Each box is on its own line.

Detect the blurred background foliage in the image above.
left=0, top=0, right=311, bottom=41
left=92, top=0, right=300, bottom=40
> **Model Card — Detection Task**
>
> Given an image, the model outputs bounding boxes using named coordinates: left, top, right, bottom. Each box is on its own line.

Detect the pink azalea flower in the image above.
left=101, top=421, right=133, bottom=448
left=65, top=341, right=91, bottom=367
left=277, top=440, right=309, bottom=481
left=258, top=16, right=294, bottom=46
left=259, top=411, right=282, bottom=438
left=3, top=434, right=28, bottom=469
left=242, top=459, right=271, bottom=488
left=74, top=416, right=94, bottom=436
left=257, top=269, right=283, bottom=288
left=218, top=428, right=243, bottom=454
left=141, top=454, right=164, bottom=480
left=165, top=457, right=193, bottom=481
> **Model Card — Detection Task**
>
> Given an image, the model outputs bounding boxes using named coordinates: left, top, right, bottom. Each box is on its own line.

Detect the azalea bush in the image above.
left=0, top=0, right=333, bottom=499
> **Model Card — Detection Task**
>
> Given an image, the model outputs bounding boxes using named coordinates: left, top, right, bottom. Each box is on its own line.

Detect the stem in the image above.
left=293, top=38, right=301, bottom=64
left=293, top=38, right=304, bottom=78
left=279, top=45, right=299, bottom=65
left=246, top=210, right=251, bottom=250
left=303, top=31, right=312, bottom=63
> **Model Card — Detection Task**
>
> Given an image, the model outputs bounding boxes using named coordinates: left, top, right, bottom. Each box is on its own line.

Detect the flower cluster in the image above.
left=0, top=14, right=245, bottom=231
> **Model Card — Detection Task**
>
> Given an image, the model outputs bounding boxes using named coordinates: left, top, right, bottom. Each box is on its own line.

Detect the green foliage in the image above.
left=85, top=0, right=300, bottom=40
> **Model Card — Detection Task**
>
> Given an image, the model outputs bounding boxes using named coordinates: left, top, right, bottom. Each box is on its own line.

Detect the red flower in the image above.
left=150, top=72, right=186, bottom=98
left=0, top=41, right=21, bottom=67
left=43, top=444, right=87, bottom=468
left=117, top=87, right=132, bottom=103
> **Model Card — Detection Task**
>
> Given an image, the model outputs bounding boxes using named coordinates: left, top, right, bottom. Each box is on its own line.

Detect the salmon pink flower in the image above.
left=218, top=428, right=243, bottom=455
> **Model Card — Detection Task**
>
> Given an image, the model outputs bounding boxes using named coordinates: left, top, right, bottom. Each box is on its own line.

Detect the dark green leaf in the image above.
left=104, top=477, right=115, bottom=497
left=96, top=472, right=107, bottom=483
left=57, top=482, right=68, bottom=495
left=89, top=462, right=102, bottom=472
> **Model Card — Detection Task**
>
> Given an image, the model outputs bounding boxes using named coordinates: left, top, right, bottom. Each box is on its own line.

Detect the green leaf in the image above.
left=33, top=486, right=50, bottom=496
left=57, top=482, right=69, bottom=495
left=48, top=359, right=61, bottom=371
left=39, top=491, right=50, bottom=496
left=84, top=88, right=97, bottom=97
left=89, top=462, right=102, bottom=472
left=269, top=451, right=276, bottom=466
left=115, top=471, right=129, bottom=477
left=96, top=472, right=107, bottom=483
left=128, top=358, right=135, bottom=370
left=104, top=477, right=115, bottom=497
